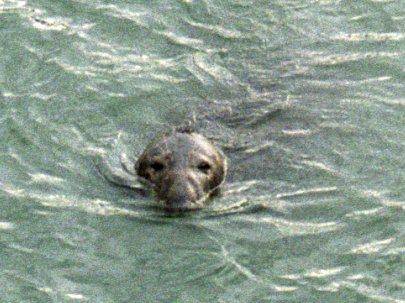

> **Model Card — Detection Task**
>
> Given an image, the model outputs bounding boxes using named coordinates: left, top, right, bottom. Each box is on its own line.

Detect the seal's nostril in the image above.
left=197, top=161, right=211, bottom=174
left=150, top=161, right=165, bottom=172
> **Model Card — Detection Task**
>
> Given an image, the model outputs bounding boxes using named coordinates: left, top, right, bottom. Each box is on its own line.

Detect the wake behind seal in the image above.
left=135, top=127, right=227, bottom=211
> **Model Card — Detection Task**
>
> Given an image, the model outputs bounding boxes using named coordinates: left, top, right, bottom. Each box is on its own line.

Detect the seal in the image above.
left=135, top=127, right=227, bottom=211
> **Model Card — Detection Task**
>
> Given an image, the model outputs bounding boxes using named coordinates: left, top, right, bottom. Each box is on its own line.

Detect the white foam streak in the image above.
left=65, top=293, right=89, bottom=301
left=244, top=216, right=342, bottom=235
left=350, top=238, right=395, bottom=254
left=332, top=32, right=405, bottom=42
left=2, top=184, right=139, bottom=217
left=0, top=222, right=15, bottom=230
left=276, top=187, right=338, bottom=199
left=28, top=173, right=65, bottom=185
left=304, top=267, right=344, bottom=278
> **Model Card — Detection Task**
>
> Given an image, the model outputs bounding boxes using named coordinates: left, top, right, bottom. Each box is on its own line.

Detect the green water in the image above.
left=1, top=0, right=404, bottom=302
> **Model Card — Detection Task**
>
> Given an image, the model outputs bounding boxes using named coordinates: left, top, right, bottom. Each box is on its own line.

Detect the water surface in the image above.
left=1, top=0, right=404, bottom=302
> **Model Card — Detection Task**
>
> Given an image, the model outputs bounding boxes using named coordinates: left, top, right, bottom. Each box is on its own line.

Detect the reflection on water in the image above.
left=0, top=0, right=404, bottom=302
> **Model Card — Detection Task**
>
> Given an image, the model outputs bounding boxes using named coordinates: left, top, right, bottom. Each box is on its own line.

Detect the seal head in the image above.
left=136, top=128, right=226, bottom=211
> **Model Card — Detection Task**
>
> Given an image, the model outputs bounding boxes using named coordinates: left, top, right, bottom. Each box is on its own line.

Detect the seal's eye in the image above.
left=150, top=161, right=165, bottom=172
left=198, top=161, right=211, bottom=174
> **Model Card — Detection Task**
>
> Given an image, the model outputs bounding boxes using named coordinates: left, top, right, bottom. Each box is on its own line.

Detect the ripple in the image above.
left=76, top=46, right=183, bottom=85
left=217, top=241, right=260, bottom=282
left=0, top=221, right=15, bottom=230
left=303, top=267, right=345, bottom=278
left=158, top=31, right=204, bottom=49
left=0, top=0, right=26, bottom=13
left=243, top=216, right=342, bottom=235
left=281, top=129, right=312, bottom=136
left=382, top=247, right=405, bottom=256
left=19, top=4, right=96, bottom=34
left=283, top=270, right=405, bottom=302
left=306, top=76, right=394, bottom=89
left=243, top=140, right=275, bottom=154
left=332, top=32, right=405, bottom=42
left=350, top=238, right=395, bottom=254
left=276, top=187, right=338, bottom=199
left=301, top=159, right=338, bottom=174
left=362, top=190, right=405, bottom=210
left=186, top=52, right=242, bottom=88
left=343, top=280, right=405, bottom=303
left=222, top=180, right=260, bottom=195
left=65, top=293, right=88, bottom=301
left=377, top=97, right=405, bottom=106
left=214, top=239, right=298, bottom=292
left=282, top=266, right=344, bottom=280
left=345, top=207, right=385, bottom=219
left=304, top=52, right=401, bottom=66
left=185, top=19, right=246, bottom=39
left=1, top=183, right=141, bottom=217
left=96, top=3, right=149, bottom=26
left=47, top=58, right=100, bottom=77
left=29, top=16, right=70, bottom=31
left=28, top=173, right=65, bottom=185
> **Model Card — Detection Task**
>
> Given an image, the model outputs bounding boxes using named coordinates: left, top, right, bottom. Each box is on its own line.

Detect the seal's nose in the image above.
left=165, top=195, right=192, bottom=211
left=160, top=171, right=200, bottom=211
left=165, top=183, right=197, bottom=210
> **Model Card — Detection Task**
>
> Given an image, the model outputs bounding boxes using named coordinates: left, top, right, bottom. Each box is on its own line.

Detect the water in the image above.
left=1, top=0, right=404, bottom=302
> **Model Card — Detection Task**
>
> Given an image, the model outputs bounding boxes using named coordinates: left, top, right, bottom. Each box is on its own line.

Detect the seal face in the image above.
left=136, top=128, right=227, bottom=211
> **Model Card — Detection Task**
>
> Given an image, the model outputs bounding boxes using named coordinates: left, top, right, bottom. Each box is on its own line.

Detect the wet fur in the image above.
left=136, top=128, right=227, bottom=211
